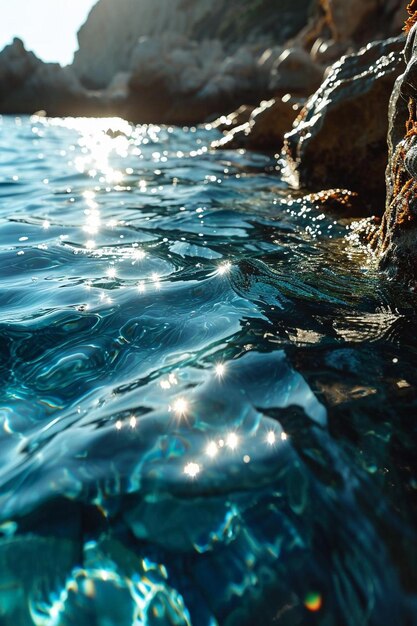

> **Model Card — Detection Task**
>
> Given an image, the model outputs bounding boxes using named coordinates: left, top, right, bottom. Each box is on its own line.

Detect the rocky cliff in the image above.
left=0, top=0, right=407, bottom=125
left=0, top=38, right=105, bottom=117
left=73, top=0, right=313, bottom=89
left=0, top=0, right=319, bottom=122
left=69, top=0, right=318, bottom=123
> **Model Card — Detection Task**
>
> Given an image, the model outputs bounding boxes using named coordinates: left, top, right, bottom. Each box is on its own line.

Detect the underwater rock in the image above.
left=212, top=96, right=302, bottom=151
left=371, top=18, right=417, bottom=281
left=283, top=36, right=405, bottom=211
left=0, top=534, right=80, bottom=625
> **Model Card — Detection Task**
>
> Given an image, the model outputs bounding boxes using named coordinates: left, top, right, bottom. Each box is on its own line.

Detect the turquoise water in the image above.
left=0, top=115, right=416, bottom=625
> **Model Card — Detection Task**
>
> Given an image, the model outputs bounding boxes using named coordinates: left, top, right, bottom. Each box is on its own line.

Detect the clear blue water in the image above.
left=0, top=115, right=416, bottom=626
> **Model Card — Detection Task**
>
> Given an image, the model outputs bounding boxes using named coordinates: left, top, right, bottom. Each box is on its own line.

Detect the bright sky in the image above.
left=0, top=0, right=97, bottom=66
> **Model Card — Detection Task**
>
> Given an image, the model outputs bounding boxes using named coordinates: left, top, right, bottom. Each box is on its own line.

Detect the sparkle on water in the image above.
left=214, top=362, right=226, bottom=378
left=0, top=114, right=416, bottom=626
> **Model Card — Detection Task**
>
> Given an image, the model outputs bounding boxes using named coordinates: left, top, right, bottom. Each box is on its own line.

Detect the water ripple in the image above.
left=0, top=115, right=416, bottom=626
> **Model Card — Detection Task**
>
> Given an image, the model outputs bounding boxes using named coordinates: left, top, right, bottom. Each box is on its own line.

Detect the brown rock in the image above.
left=310, top=37, right=352, bottom=65
left=371, top=21, right=417, bottom=281
left=296, top=0, right=405, bottom=54
left=297, top=188, right=369, bottom=217
left=319, top=0, right=379, bottom=43
left=212, top=96, right=302, bottom=151
left=270, top=47, right=325, bottom=96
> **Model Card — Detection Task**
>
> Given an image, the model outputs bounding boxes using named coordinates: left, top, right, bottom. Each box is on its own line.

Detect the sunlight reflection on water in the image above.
left=0, top=115, right=416, bottom=626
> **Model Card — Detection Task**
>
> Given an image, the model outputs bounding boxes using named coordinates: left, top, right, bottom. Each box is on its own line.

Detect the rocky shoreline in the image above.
left=2, top=0, right=417, bottom=281
left=0, top=0, right=405, bottom=123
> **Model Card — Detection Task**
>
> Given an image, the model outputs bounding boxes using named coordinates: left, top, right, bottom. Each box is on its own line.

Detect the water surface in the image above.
left=0, top=115, right=416, bottom=626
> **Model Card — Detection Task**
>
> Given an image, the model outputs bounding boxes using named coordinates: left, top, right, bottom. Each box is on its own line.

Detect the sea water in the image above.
left=0, top=115, right=416, bottom=625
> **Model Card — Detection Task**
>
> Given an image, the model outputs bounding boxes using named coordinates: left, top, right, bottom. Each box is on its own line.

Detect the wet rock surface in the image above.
left=212, top=97, right=303, bottom=151
left=371, top=20, right=417, bottom=281
left=215, top=0, right=407, bottom=159
left=283, top=37, right=405, bottom=212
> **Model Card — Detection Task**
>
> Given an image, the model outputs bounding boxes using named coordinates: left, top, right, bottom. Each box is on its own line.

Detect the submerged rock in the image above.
left=283, top=36, right=405, bottom=211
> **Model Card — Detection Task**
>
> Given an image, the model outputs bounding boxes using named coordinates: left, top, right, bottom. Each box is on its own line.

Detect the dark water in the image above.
left=0, top=115, right=416, bottom=626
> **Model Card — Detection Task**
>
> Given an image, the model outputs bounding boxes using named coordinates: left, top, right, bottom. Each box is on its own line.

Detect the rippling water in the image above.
left=0, top=115, right=416, bottom=626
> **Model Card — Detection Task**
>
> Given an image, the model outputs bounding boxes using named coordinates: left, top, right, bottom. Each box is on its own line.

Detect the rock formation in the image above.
left=72, top=0, right=313, bottom=89
left=3, top=0, right=404, bottom=125
left=370, top=5, right=417, bottom=280
left=212, top=96, right=303, bottom=151
left=299, top=0, right=405, bottom=58
left=0, top=38, right=106, bottom=117
left=214, top=0, right=407, bottom=155
left=1, top=0, right=417, bottom=271
left=116, top=0, right=321, bottom=124
left=0, top=0, right=321, bottom=122
left=282, top=37, right=405, bottom=212
left=124, top=35, right=266, bottom=124
left=0, top=0, right=409, bottom=125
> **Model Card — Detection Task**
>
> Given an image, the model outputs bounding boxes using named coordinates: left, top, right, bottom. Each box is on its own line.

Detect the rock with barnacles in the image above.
left=371, top=15, right=417, bottom=281
left=404, top=136, right=417, bottom=178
